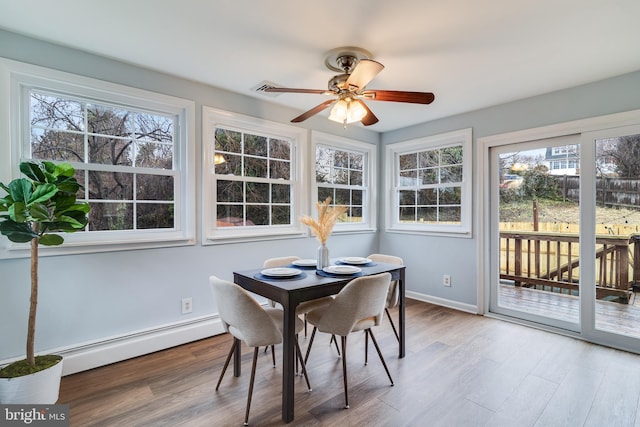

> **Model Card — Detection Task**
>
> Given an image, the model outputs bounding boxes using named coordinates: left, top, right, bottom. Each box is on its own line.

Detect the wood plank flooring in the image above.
left=59, top=300, right=640, bottom=426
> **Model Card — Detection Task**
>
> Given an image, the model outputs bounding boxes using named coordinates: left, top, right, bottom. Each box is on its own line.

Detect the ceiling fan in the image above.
left=264, top=47, right=435, bottom=127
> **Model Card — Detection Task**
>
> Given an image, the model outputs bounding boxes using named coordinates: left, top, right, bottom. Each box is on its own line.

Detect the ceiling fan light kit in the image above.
left=263, top=46, right=435, bottom=127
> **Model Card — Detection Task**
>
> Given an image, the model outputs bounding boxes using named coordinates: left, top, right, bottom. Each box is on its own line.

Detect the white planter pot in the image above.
left=0, top=357, right=63, bottom=404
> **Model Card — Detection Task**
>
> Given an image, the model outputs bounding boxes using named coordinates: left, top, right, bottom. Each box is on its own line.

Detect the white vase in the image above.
left=0, top=357, right=63, bottom=404
left=317, top=243, right=329, bottom=269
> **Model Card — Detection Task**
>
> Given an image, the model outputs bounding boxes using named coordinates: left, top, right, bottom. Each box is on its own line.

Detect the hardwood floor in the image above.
left=59, top=300, right=640, bottom=426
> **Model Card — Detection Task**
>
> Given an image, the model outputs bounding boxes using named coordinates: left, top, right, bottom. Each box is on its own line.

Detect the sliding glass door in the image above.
left=488, top=124, right=640, bottom=352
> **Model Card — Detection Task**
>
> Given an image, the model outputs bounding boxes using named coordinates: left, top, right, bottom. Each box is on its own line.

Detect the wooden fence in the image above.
left=500, top=230, right=640, bottom=303
left=555, top=175, right=640, bottom=209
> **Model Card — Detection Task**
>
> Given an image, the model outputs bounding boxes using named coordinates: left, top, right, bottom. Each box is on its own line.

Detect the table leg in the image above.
left=281, top=299, right=297, bottom=423
left=398, top=270, right=406, bottom=358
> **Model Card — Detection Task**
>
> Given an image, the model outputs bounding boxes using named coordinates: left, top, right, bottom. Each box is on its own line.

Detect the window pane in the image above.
left=270, top=159, right=290, bottom=180
left=352, top=190, right=363, bottom=205
left=31, top=128, right=84, bottom=162
left=136, top=142, right=173, bottom=169
left=136, top=174, right=174, bottom=201
left=418, top=188, right=437, bottom=205
left=244, top=134, right=267, bottom=156
left=399, top=153, right=417, bottom=170
left=441, top=165, right=463, bottom=183
left=88, top=104, right=130, bottom=136
left=334, top=150, right=349, bottom=168
left=88, top=137, right=132, bottom=165
left=134, top=113, right=173, bottom=143
left=137, top=203, right=174, bottom=229
left=246, top=182, right=269, bottom=203
left=270, top=138, right=290, bottom=160
left=439, top=206, right=461, bottom=222
left=247, top=205, right=269, bottom=225
left=89, top=202, right=133, bottom=230
left=89, top=171, right=133, bottom=200
left=419, top=150, right=439, bottom=168
left=217, top=154, right=241, bottom=175
left=318, top=187, right=333, bottom=201
left=400, top=170, right=418, bottom=186
left=272, top=205, right=290, bottom=225
left=215, top=128, right=241, bottom=153
left=349, top=170, right=363, bottom=186
left=217, top=205, right=244, bottom=226
left=217, top=180, right=243, bottom=202
left=272, top=184, right=290, bottom=204
left=441, top=146, right=463, bottom=165
left=244, top=156, right=267, bottom=178
left=31, top=93, right=84, bottom=131
left=420, top=168, right=438, bottom=185
left=418, top=207, right=438, bottom=222
left=399, top=190, right=415, bottom=205
left=335, top=188, right=350, bottom=205
left=349, top=152, right=363, bottom=170
left=440, top=187, right=462, bottom=204
left=399, top=206, right=416, bottom=221
left=334, top=168, right=349, bottom=185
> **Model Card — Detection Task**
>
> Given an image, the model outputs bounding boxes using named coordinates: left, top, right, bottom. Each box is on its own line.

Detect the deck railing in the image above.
left=500, top=231, right=639, bottom=303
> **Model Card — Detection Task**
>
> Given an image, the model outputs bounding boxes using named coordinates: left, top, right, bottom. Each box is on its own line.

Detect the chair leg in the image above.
left=304, top=314, right=308, bottom=338
left=271, top=345, right=276, bottom=367
left=365, top=330, right=369, bottom=365
left=304, top=327, right=317, bottom=365
left=216, top=338, right=239, bottom=391
left=295, top=340, right=312, bottom=392
left=243, top=347, right=259, bottom=426
left=341, top=335, right=349, bottom=409
left=385, top=308, right=400, bottom=342
left=366, top=329, right=394, bottom=386
left=330, top=334, right=341, bottom=357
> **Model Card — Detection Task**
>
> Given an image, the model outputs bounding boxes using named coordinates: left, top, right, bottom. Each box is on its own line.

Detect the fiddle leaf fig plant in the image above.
left=0, top=161, right=89, bottom=375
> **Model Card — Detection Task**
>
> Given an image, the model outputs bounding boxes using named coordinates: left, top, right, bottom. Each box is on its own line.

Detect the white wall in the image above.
left=0, top=30, right=379, bottom=373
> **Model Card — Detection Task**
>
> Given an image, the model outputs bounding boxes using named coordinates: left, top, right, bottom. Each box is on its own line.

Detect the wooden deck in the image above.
left=499, top=284, right=640, bottom=339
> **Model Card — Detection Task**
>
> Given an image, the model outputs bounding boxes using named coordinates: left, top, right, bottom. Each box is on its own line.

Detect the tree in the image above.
left=610, top=135, right=640, bottom=178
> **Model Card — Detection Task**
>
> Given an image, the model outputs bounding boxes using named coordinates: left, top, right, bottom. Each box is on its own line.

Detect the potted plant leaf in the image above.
left=0, top=160, right=89, bottom=403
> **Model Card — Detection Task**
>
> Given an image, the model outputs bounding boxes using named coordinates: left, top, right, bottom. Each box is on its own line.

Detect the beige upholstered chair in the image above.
left=263, top=256, right=334, bottom=337
left=367, top=254, right=404, bottom=341
left=210, top=276, right=311, bottom=426
left=304, top=273, right=394, bottom=409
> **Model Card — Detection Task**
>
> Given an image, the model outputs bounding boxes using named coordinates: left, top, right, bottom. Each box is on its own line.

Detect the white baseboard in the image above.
left=52, top=315, right=226, bottom=375
left=407, top=291, right=479, bottom=314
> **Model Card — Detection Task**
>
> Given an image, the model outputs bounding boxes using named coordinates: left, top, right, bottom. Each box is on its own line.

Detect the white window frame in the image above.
left=0, top=58, right=196, bottom=258
left=311, top=131, right=376, bottom=233
left=385, top=128, right=472, bottom=237
left=202, top=107, right=307, bottom=244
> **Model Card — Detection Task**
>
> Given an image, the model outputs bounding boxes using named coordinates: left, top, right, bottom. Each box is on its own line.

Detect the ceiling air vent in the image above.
left=252, top=80, right=284, bottom=97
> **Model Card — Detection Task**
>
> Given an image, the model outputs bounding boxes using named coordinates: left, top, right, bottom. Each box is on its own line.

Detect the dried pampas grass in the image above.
left=300, top=196, right=348, bottom=245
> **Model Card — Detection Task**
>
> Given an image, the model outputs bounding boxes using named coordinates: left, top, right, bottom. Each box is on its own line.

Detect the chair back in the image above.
left=368, top=254, right=403, bottom=309
left=316, top=273, right=391, bottom=336
left=209, top=275, right=282, bottom=347
left=263, top=256, right=300, bottom=268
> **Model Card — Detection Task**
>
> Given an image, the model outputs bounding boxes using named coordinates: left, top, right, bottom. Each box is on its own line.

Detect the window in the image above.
left=312, top=131, right=376, bottom=232
left=202, top=107, right=307, bottom=242
left=2, top=59, right=195, bottom=256
left=386, top=128, right=472, bottom=236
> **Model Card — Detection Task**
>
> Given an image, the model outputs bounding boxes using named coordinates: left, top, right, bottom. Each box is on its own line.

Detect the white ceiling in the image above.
left=2, top=0, right=640, bottom=132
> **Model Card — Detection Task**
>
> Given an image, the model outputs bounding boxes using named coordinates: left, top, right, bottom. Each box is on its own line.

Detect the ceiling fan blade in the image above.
left=291, top=99, right=335, bottom=123
left=356, top=99, right=379, bottom=126
left=362, top=90, right=435, bottom=104
left=346, top=59, right=384, bottom=90
left=263, top=87, right=332, bottom=95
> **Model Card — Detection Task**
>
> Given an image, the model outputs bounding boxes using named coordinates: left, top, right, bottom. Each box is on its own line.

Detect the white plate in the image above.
left=323, top=265, right=362, bottom=275
left=339, top=257, right=372, bottom=265
left=291, top=259, right=317, bottom=267
left=261, top=267, right=302, bottom=277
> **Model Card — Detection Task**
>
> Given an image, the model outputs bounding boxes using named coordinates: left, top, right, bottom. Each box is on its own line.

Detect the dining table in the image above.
left=233, top=258, right=406, bottom=424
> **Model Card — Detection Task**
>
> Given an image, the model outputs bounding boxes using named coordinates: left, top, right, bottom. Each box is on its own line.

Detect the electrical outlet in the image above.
left=443, top=275, right=451, bottom=287
left=181, top=297, right=193, bottom=314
